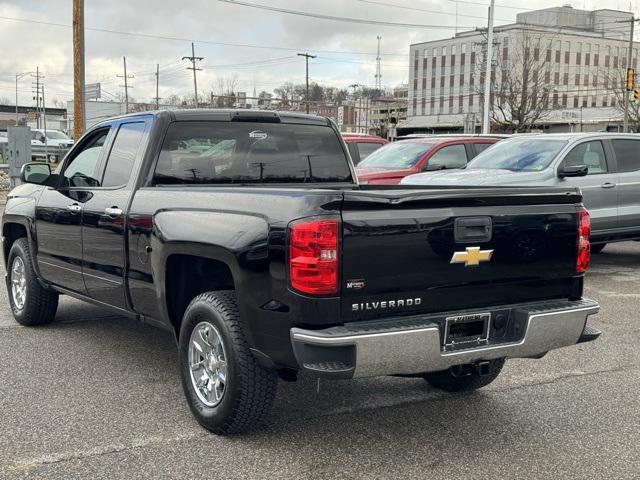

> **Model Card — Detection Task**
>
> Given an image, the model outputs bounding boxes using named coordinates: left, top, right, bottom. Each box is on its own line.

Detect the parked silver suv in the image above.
left=401, top=133, right=640, bottom=251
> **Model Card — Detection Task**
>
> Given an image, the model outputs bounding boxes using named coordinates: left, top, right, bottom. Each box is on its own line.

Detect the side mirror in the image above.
left=425, top=163, right=445, bottom=171
left=558, top=164, right=588, bottom=178
left=20, top=162, right=51, bottom=185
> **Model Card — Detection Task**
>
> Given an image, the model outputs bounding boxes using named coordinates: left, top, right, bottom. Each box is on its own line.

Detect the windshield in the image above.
left=45, top=131, right=70, bottom=140
left=467, top=137, right=567, bottom=172
left=357, top=142, right=434, bottom=170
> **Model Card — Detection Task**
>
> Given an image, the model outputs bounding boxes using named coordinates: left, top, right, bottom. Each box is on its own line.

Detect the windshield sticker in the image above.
left=249, top=130, right=268, bottom=140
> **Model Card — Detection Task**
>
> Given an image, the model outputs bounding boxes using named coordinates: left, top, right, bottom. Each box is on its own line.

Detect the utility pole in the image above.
left=73, top=0, right=86, bottom=139
left=154, top=63, right=160, bottom=109
left=32, top=67, right=42, bottom=128
left=117, top=56, right=134, bottom=113
left=623, top=17, right=636, bottom=132
left=42, top=85, right=48, bottom=158
left=375, top=36, right=382, bottom=90
left=297, top=52, right=316, bottom=114
left=183, top=43, right=203, bottom=107
left=482, top=0, right=495, bottom=134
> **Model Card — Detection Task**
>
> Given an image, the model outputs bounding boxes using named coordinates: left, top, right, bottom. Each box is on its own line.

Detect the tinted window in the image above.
left=468, top=138, right=567, bottom=172
left=102, top=122, right=146, bottom=187
left=612, top=139, right=640, bottom=172
left=427, top=144, right=468, bottom=169
left=62, top=130, right=109, bottom=188
left=358, top=142, right=434, bottom=169
left=356, top=142, right=384, bottom=161
left=154, top=122, right=351, bottom=184
left=562, top=141, right=607, bottom=174
left=473, top=142, right=494, bottom=156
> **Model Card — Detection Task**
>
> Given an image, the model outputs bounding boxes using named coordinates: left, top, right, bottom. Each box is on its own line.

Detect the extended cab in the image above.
left=3, top=110, right=600, bottom=435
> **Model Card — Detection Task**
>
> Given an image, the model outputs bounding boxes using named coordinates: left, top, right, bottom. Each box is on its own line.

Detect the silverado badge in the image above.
left=450, top=247, right=493, bottom=267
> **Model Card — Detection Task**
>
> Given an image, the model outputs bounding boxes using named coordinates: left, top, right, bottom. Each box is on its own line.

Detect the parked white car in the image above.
left=30, top=129, right=73, bottom=149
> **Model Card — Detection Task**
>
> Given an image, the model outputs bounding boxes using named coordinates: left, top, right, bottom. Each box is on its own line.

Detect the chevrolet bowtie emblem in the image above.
left=450, top=247, right=494, bottom=267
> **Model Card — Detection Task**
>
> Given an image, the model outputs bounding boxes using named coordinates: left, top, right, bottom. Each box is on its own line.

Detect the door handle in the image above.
left=104, top=206, right=123, bottom=217
left=66, top=204, right=82, bottom=214
left=601, top=182, right=616, bottom=189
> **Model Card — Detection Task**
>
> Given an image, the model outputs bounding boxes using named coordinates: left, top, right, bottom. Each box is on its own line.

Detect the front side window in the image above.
left=612, top=139, right=640, bottom=172
left=154, top=122, right=352, bottom=184
left=62, top=129, right=109, bottom=188
left=426, top=144, right=468, bottom=170
left=562, top=141, right=607, bottom=174
left=467, top=138, right=567, bottom=172
left=102, top=122, right=146, bottom=187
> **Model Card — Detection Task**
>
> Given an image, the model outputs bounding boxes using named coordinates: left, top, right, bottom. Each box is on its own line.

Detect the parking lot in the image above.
left=0, top=241, right=638, bottom=479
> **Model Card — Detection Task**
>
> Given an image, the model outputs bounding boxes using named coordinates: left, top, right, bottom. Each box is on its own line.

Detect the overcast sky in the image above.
left=0, top=0, right=633, bottom=106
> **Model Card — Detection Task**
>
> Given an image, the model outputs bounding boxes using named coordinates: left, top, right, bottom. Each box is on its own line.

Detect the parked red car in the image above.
left=356, top=136, right=501, bottom=184
left=342, top=133, right=388, bottom=165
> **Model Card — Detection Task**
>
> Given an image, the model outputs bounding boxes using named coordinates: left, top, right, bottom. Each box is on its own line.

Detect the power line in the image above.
left=215, top=0, right=474, bottom=29
left=0, top=15, right=409, bottom=57
left=355, top=0, right=513, bottom=22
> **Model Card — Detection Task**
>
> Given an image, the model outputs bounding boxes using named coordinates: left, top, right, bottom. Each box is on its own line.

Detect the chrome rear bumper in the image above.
left=290, top=299, right=600, bottom=378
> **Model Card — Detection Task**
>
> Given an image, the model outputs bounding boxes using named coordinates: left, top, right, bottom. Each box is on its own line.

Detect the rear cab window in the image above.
left=154, top=122, right=352, bottom=184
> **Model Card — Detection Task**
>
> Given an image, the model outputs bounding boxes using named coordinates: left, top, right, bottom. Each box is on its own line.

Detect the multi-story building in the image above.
left=400, top=6, right=635, bottom=134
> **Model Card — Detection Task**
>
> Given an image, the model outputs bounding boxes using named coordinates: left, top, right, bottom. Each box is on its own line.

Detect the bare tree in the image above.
left=475, top=31, right=555, bottom=132
left=274, top=82, right=296, bottom=108
left=213, top=75, right=240, bottom=108
left=606, top=69, right=640, bottom=132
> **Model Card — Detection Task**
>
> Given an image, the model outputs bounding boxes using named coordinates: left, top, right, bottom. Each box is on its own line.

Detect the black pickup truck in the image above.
left=3, top=110, right=600, bottom=434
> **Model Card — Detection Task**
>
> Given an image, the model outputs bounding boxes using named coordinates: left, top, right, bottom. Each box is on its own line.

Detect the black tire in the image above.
left=178, top=291, right=278, bottom=435
left=7, top=238, right=59, bottom=326
left=423, top=358, right=505, bottom=392
left=591, top=243, right=606, bottom=254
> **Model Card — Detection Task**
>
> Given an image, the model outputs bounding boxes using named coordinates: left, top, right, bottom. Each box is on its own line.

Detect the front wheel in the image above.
left=7, top=238, right=59, bottom=326
left=423, top=358, right=505, bottom=392
left=178, top=291, right=278, bottom=435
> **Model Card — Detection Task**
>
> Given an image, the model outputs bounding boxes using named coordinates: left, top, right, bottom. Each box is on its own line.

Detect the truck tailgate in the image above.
left=340, top=187, right=582, bottom=321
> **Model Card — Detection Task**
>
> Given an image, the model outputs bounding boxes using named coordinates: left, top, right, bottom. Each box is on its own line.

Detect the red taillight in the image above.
left=577, top=208, right=591, bottom=273
left=289, top=219, right=339, bottom=295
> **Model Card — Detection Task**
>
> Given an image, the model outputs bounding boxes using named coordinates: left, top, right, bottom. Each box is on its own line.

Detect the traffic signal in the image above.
left=635, top=89, right=640, bottom=105
left=627, top=68, right=636, bottom=91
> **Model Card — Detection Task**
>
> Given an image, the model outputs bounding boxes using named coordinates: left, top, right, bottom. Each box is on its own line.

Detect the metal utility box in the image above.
left=8, top=126, right=32, bottom=188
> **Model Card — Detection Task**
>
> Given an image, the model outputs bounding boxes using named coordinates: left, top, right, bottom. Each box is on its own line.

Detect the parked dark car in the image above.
left=3, top=110, right=599, bottom=435
left=356, top=136, right=501, bottom=184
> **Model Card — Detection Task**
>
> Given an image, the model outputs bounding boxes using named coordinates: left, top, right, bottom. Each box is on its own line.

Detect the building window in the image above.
left=459, top=95, right=464, bottom=111
left=413, top=98, right=417, bottom=113
left=413, top=79, right=418, bottom=90
left=450, top=75, right=455, bottom=87
left=592, top=74, right=597, bottom=87
left=594, top=54, right=599, bottom=66
left=546, top=48, right=552, bottom=62
left=442, top=46, right=447, bottom=56
left=591, top=97, right=596, bottom=108
left=614, top=56, right=618, bottom=68
left=449, top=95, right=454, bottom=110
left=553, top=92, right=559, bottom=107
left=440, top=76, right=445, bottom=88
left=545, top=71, right=550, bottom=83
left=563, top=73, right=569, bottom=85
left=576, top=52, right=581, bottom=65
left=582, top=97, right=587, bottom=108
left=431, top=77, right=436, bottom=89
left=439, top=96, right=444, bottom=109
left=565, top=51, right=570, bottom=64
left=432, top=56, right=437, bottom=70
left=575, top=74, right=580, bottom=86
left=422, top=78, right=427, bottom=89
left=471, top=51, right=476, bottom=65
left=554, top=72, right=559, bottom=84
left=573, top=96, right=579, bottom=108
left=469, top=94, right=474, bottom=107
left=421, top=97, right=426, bottom=113
left=430, top=96, right=435, bottom=112
left=562, top=94, right=568, bottom=107
left=534, top=47, right=540, bottom=61
left=602, top=97, right=608, bottom=107
left=460, top=73, right=464, bottom=85
left=584, top=74, right=589, bottom=86
left=423, top=58, right=428, bottom=71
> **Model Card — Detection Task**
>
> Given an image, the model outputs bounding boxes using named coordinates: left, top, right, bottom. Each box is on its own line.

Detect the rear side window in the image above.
left=356, top=142, right=384, bottom=161
left=154, top=122, right=352, bottom=184
left=102, top=122, right=146, bottom=187
left=427, top=144, right=468, bottom=169
left=612, top=139, right=640, bottom=172
left=473, top=142, right=494, bottom=156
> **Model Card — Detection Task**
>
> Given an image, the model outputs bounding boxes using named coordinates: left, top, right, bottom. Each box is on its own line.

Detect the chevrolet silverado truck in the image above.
left=3, top=110, right=600, bottom=435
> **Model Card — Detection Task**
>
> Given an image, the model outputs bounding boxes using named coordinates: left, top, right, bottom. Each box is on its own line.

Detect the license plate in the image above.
left=444, top=313, right=491, bottom=348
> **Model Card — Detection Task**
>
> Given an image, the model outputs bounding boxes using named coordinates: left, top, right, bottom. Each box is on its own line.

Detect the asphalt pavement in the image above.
left=0, top=242, right=639, bottom=479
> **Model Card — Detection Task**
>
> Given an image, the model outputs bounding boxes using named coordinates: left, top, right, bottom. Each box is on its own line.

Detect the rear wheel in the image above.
left=590, top=243, right=606, bottom=254
left=178, top=291, right=278, bottom=435
left=7, top=238, right=58, bottom=326
left=423, top=358, right=505, bottom=392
